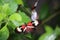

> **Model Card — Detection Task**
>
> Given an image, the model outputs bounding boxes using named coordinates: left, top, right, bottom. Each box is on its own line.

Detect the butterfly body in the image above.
left=15, top=20, right=39, bottom=33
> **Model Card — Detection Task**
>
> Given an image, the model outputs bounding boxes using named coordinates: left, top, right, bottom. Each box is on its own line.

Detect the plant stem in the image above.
left=5, top=18, right=10, bottom=27
left=21, top=6, right=31, bottom=17
left=40, top=11, right=60, bottom=26
left=17, top=5, right=31, bottom=17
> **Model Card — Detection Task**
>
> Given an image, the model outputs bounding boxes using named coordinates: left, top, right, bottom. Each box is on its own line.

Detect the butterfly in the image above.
left=15, top=0, right=40, bottom=33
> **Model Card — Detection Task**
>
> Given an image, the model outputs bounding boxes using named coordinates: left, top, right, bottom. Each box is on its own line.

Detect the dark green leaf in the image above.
left=25, top=33, right=32, bottom=39
left=39, top=3, right=49, bottom=20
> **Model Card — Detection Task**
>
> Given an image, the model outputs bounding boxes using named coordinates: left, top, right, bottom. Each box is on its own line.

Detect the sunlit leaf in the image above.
left=8, top=20, right=24, bottom=30
left=0, top=3, right=17, bottom=16
left=2, top=4, right=11, bottom=15
left=0, top=0, right=15, bottom=5
left=45, top=25, right=53, bottom=33
left=9, top=13, right=22, bottom=29
left=0, top=26, right=9, bottom=40
left=9, top=13, right=22, bottom=22
left=0, top=0, right=18, bottom=15
left=9, top=11, right=31, bottom=29
left=0, top=13, right=6, bottom=22
left=55, top=25, right=60, bottom=35
left=38, top=33, right=56, bottom=40
left=9, top=2, right=18, bottom=14
left=38, top=25, right=55, bottom=40
left=15, top=0, right=24, bottom=5
left=19, top=11, right=31, bottom=23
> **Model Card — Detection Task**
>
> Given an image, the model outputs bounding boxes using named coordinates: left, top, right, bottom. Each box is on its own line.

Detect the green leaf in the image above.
left=55, top=26, right=60, bottom=35
left=0, top=14, right=3, bottom=22
left=38, top=33, right=56, bottom=40
left=9, top=11, right=31, bottom=29
left=2, top=4, right=11, bottom=15
left=19, top=11, right=31, bottom=23
left=25, top=33, right=32, bottom=39
left=8, top=20, right=24, bottom=30
left=9, top=13, right=22, bottom=22
left=39, top=3, right=49, bottom=20
left=0, top=0, right=18, bottom=15
left=0, top=26, right=9, bottom=40
left=15, top=0, right=24, bottom=5
left=38, top=25, right=55, bottom=40
left=0, top=3, right=15, bottom=16
left=45, top=25, right=53, bottom=33
left=0, top=3, right=17, bottom=22
left=0, top=13, right=6, bottom=22
left=9, top=33, right=24, bottom=40
left=9, top=2, right=18, bottom=14
left=9, top=13, right=22, bottom=29
left=0, top=0, right=16, bottom=5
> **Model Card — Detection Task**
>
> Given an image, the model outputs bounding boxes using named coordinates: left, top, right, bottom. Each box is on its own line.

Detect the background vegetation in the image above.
left=0, top=0, right=60, bottom=40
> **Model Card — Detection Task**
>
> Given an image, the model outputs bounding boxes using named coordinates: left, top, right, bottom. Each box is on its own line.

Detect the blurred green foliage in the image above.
left=39, top=3, right=49, bottom=20
left=0, top=0, right=60, bottom=40
left=0, top=26, right=9, bottom=40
